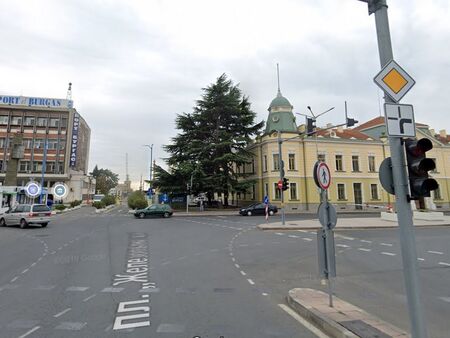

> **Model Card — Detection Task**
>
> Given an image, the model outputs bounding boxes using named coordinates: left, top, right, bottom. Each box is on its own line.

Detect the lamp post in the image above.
left=143, top=144, right=153, bottom=186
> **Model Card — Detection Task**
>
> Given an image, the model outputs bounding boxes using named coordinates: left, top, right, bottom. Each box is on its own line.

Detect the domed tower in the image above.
left=264, top=67, right=297, bottom=134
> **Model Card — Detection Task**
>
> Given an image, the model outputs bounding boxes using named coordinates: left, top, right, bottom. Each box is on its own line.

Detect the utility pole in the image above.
left=359, top=1, right=428, bottom=337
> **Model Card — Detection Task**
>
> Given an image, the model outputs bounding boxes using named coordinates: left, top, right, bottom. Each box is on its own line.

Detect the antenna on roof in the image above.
left=276, top=63, right=281, bottom=96
left=66, top=82, right=72, bottom=100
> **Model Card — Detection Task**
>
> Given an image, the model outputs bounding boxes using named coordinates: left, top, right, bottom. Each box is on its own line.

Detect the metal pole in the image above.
left=372, top=2, right=427, bottom=337
left=149, top=144, right=153, bottom=182
left=39, top=139, right=48, bottom=204
left=322, top=189, right=333, bottom=307
left=277, top=132, right=285, bottom=225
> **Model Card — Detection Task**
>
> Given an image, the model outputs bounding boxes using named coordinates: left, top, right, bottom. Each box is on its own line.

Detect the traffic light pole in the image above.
left=277, top=132, right=286, bottom=225
left=371, top=2, right=427, bottom=337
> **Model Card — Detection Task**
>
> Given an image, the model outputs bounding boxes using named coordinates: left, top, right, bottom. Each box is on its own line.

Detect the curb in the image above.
left=258, top=223, right=450, bottom=231
left=286, top=288, right=409, bottom=338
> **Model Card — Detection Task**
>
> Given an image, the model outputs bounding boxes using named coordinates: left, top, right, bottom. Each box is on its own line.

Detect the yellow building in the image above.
left=236, top=90, right=450, bottom=211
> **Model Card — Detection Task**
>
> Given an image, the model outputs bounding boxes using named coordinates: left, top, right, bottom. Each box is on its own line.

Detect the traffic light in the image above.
left=404, top=138, right=439, bottom=199
left=306, top=117, right=316, bottom=135
left=346, top=116, right=358, bottom=127
left=282, top=177, right=289, bottom=191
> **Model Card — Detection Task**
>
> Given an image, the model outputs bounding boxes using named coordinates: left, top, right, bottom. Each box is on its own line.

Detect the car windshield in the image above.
left=33, top=205, right=50, bottom=212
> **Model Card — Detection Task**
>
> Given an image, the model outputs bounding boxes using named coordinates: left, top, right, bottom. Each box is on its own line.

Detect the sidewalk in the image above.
left=287, top=288, right=409, bottom=338
left=258, top=216, right=450, bottom=230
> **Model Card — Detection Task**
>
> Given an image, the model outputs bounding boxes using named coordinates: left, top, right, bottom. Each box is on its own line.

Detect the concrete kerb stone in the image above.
left=286, top=288, right=409, bottom=338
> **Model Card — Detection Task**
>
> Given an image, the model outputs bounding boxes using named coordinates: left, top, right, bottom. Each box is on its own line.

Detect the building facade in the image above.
left=0, top=95, right=92, bottom=202
left=236, top=91, right=450, bottom=211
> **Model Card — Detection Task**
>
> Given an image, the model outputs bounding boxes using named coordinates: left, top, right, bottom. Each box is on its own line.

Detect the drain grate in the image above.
left=339, top=320, right=392, bottom=338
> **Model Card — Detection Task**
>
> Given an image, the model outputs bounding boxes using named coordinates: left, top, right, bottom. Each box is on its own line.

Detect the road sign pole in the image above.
left=322, top=189, right=333, bottom=307
left=278, top=132, right=286, bottom=225
left=372, top=2, right=427, bottom=337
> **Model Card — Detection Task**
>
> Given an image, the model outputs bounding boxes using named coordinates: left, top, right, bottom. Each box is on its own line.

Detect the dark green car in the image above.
left=134, top=204, right=173, bottom=219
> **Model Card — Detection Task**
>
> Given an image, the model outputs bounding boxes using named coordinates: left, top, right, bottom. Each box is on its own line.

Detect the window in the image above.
left=337, top=184, right=346, bottom=200
left=33, top=161, right=42, bottom=172
left=57, top=161, right=65, bottom=174
left=290, top=182, right=297, bottom=200
left=264, top=183, right=269, bottom=197
left=434, top=186, right=442, bottom=200
left=0, top=160, right=3, bottom=171
left=24, top=116, right=35, bottom=126
left=37, top=117, right=47, bottom=127
left=273, top=153, right=279, bottom=171
left=0, top=116, right=8, bottom=125
left=34, top=139, right=45, bottom=149
left=22, top=139, right=33, bottom=149
left=263, top=155, right=267, bottom=172
left=60, top=117, right=68, bottom=128
left=19, top=161, right=31, bottom=173
left=46, top=162, right=56, bottom=173
left=335, top=155, right=343, bottom=171
left=10, top=116, right=22, bottom=125
left=273, top=183, right=281, bottom=200
left=0, top=138, right=5, bottom=148
left=368, top=156, right=376, bottom=172
left=352, top=155, right=360, bottom=172
left=288, top=153, right=295, bottom=170
left=49, top=118, right=59, bottom=127
left=371, top=184, right=379, bottom=200
left=47, top=139, right=58, bottom=150
left=318, top=153, right=326, bottom=162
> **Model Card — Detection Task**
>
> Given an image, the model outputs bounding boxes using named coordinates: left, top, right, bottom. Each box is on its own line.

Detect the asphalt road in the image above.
left=0, top=206, right=319, bottom=338
left=1, top=207, right=449, bottom=338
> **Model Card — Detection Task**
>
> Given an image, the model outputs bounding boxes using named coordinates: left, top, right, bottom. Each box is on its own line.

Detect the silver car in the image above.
left=0, top=204, right=52, bottom=228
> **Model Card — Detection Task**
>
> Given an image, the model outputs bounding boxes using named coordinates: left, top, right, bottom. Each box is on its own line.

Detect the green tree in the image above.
left=90, top=166, right=119, bottom=195
left=160, top=74, right=263, bottom=206
left=128, top=191, right=148, bottom=210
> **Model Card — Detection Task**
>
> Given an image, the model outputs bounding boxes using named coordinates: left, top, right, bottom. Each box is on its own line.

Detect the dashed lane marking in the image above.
left=21, top=269, right=29, bottom=274
left=55, top=322, right=87, bottom=330
left=336, top=244, right=350, bottom=248
left=427, top=250, right=444, bottom=255
left=101, top=287, right=124, bottom=293
left=360, top=240, right=372, bottom=244
left=278, top=304, right=330, bottom=338
left=302, top=238, right=313, bottom=242
left=262, top=293, right=269, bottom=296
left=83, top=294, right=97, bottom=302
left=234, top=264, right=240, bottom=269
left=240, top=271, right=247, bottom=276
left=288, top=235, right=299, bottom=238
left=358, top=248, right=371, bottom=252
left=11, top=277, right=18, bottom=283
left=275, top=233, right=285, bottom=236
left=417, top=258, right=425, bottom=262
left=66, top=286, right=89, bottom=292
left=18, top=326, right=41, bottom=338
left=247, top=279, right=255, bottom=285
left=380, top=243, right=393, bottom=247
left=161, top=261, right=171, bottom=265
left=439, top=297, right=450, bottom=303
left=381, top=252, right=396, bottom=256
left=54, top=308, right=71, bottom=318
left=438, top=262, right=450, bottom=267
left=341, top=236, right=355, bottom=241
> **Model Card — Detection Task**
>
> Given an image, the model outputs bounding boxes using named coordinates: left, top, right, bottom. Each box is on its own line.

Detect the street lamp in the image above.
left=142, top=144, right=153, bottom=187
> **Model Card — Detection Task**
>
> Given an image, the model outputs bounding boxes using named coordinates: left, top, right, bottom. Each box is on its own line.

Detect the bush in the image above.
left=101, top=195, right=116, bottom=206
left=128, top=191, right=148, bottom=210
left=54, top=204, right=67, bottom=211
left=92, top=201, right=105, bottom=209
left=70, top=200, right=82, bottom=208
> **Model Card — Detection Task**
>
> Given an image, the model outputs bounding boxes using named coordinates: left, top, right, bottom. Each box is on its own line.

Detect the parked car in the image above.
left=239, top=203, right=278, bottom=216
left=0, top=204, right=52, bottom=228
left=134, top=204, right=173, bottom=219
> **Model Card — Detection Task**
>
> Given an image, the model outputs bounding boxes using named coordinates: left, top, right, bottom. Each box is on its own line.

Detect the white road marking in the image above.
left=361, top=240, right=372, bottom=244
left=427, top=250, right=444, bottom=255
left=358, top=248, right=371, bottom=252
left=262, top=292, right=269, bottom=296
left=240, top=271, right=246, bottom=276
left=234, top=264, right=240, bottom=269
left=30, top=263, right=36, bottom=267
left=231, top=258, right=235, bottom=262
left=101, top=287, right=124, bottom=293
left=11, top=277, right=18, bottom=283
left=54, top=308, right=71, bottom=318
left=439, top=297, right=450, bottom=303
left=278, top=304, right=330, bottom=338
left=83, top=294, right=97, bottom=302
left=380, top=243, right=393, bottom=247
left=21, top=269, right=29, bottom=274
left=66, top=286, right=89, bottom=292
left=417, top=258, right=425, bottom=261
left=247, top=279, right=255, bottom=285
left=161, top=261, right=171, bottom=265
left=275, top=232, right=285, bottom=236
left=341, top=236, right=355, bottom=241
left=18, top=326, right=41, bottom=338
left=381, top=252, right=396, bottom=256
left=177, top=256, right=187, bottom=260
left=297, top=230, right=308, bottom=233
left=63, top=243, right=68, bottom=247
left=336, top=244, right=349, bottom=248
left=288, top=235, right=299, bottom=238
left=438, top=262, right=450, bottom=267
left=302, top=238, right=313, bottom=242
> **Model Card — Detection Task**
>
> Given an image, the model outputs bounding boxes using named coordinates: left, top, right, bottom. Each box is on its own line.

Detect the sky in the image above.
left=0, top=0, right=449, bottom=187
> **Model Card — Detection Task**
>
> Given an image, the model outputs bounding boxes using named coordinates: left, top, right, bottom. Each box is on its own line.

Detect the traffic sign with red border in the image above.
left=314, top=162, right=331, bottom=190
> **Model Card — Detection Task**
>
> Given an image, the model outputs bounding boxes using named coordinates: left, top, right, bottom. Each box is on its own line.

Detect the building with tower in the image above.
left=236, top=86, right=450, bottom=211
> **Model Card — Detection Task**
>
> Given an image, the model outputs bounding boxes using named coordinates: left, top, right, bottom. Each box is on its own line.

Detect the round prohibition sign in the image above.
left=25, top=182, right=41, bottom=198
left=316, top=162, right=331, bottom=190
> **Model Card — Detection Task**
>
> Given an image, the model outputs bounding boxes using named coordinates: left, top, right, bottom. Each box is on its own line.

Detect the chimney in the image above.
left=439, top=129, right=447, bottom=138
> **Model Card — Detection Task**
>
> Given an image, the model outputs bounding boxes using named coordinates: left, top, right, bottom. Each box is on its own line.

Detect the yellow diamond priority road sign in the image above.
left=374, top=60, right=415, bottom=102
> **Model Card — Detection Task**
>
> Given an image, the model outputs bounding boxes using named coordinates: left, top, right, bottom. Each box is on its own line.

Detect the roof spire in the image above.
left=66, top=82, right=72, bottom=100
left=276, top=63, right=281, bottom=97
